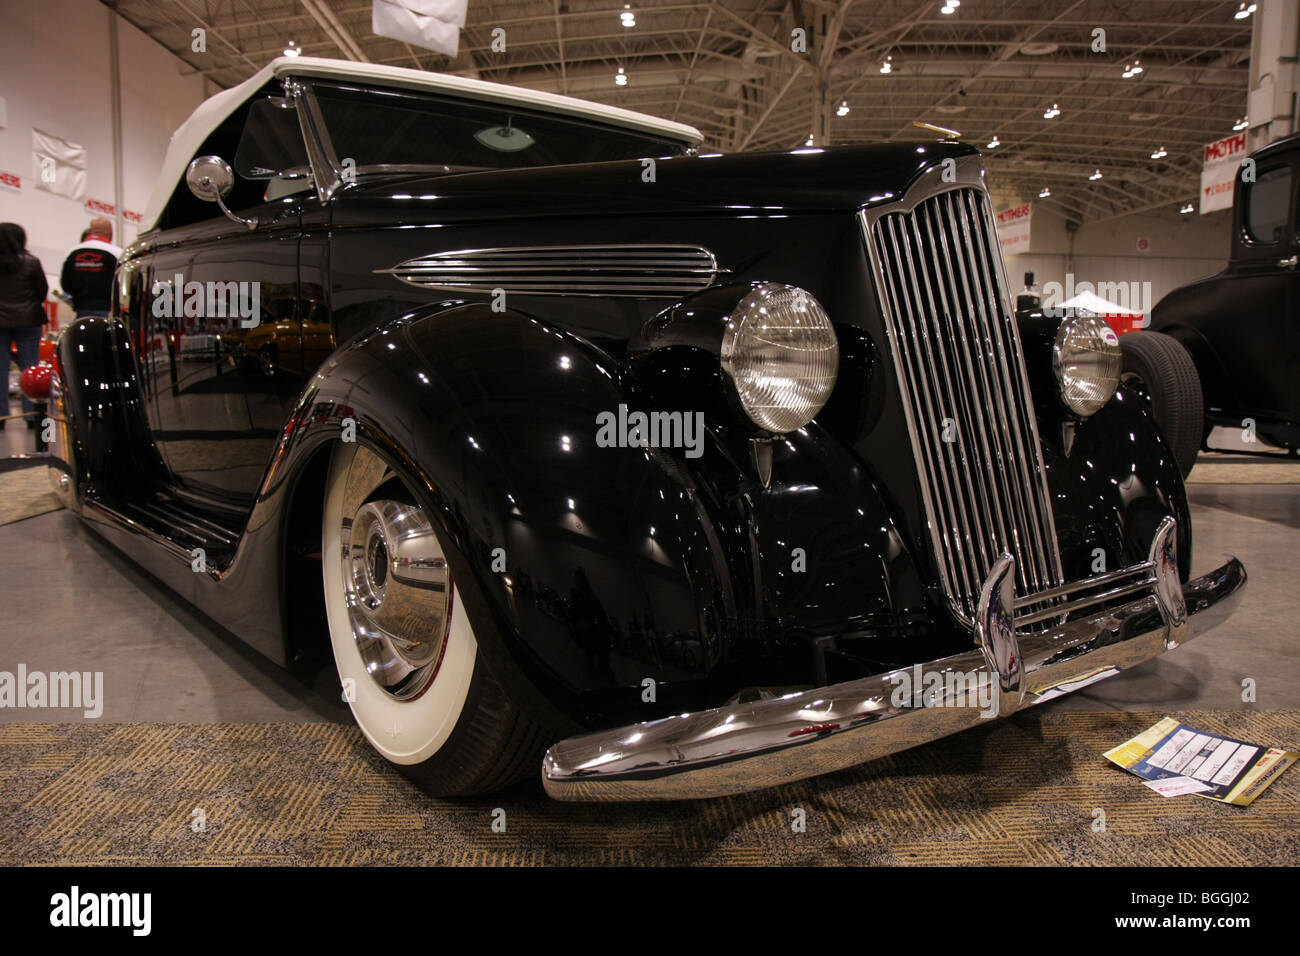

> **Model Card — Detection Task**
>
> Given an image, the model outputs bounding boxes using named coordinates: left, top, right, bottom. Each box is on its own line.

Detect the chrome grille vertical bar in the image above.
left=860, top=162, right=1063, bottom=627
left=939, top=191, right=1044, bottom=599
left=917, top=197, right=1015, bottom=590
left=904, top=207, right=998, bottom=583
left=889, top=214, right=982, bottom=604
left=962, top=190, right=1063, bottom=592
left=875, top=216, right=976, bottom=606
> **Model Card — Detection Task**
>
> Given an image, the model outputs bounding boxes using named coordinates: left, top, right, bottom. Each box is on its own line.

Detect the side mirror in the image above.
left=185, top=155, right=257, bottom=230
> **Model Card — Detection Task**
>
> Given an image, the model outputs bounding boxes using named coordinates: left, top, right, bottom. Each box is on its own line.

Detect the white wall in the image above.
left=1005, top=204, right=1234, bottom=313
left=0, top=0, right=208, bottom=314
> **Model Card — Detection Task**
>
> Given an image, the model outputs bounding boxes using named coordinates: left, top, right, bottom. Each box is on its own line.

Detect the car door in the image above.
left=140, top=94, right=318, bottom=508
left=1222, top=157, right=1299, bottom=418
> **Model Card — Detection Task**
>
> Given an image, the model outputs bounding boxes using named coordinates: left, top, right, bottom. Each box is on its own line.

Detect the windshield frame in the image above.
left=288, top=76, right=695, bottom=201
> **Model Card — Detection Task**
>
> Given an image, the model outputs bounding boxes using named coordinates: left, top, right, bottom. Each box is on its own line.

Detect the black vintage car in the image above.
left=43, top=57, right=1245, bottom=801
left=1144, top=131, right=1300, bottom=455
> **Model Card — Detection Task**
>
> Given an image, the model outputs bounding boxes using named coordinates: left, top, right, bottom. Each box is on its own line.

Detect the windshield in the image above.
left=310, top=81, right=693, bottom=173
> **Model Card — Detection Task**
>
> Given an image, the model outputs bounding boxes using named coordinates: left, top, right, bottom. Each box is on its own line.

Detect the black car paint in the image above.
left=52, top=137, right=1192, bottom=730
left=1151, top=131, right=1300, bottom=449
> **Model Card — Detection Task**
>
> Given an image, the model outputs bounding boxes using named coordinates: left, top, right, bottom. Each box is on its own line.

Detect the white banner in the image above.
left=1200, top=132, right=1247, bottom=214
left=995, top=202, right=1032, bottom=256
left=373, top=0, right=466, bottom=57
left=32, top=128, right=87, bottom=200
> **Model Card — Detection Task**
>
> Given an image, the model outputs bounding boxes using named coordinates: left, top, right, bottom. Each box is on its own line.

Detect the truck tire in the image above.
left=1119, top=331, right=1203, bottom=479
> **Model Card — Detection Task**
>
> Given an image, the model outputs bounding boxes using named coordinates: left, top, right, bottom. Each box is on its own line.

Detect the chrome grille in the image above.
left=376, top=244, right=719, bottom=298
left=862, top=182, right=1063, bottom=627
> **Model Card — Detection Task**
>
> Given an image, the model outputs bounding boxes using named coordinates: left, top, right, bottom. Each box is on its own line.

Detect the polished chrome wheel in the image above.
left=342, top=496, right=450, bottom=700
left=323, top=442, right=478, bottom=765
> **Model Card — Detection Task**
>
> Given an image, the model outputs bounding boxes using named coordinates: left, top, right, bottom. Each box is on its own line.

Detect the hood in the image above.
left=336, top=141, right=982, bottom=223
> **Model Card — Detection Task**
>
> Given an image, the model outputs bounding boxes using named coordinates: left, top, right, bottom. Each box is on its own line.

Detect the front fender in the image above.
left=293, top=303, right=750, bottom=728
left=1045, top=383, right=1192, bottom=583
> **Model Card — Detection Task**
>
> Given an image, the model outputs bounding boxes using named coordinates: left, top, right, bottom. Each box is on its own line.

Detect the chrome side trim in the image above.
left=859, top=156, right=1063, bottom=628
left=541, top=543, right=1245, bottom=802
left=375, top=244, right=720, bottom=298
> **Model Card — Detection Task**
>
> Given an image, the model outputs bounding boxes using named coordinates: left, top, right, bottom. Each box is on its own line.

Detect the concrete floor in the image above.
left=0, top=504, right=342, bottom=724
left=0, top=473, right=1297, bottom=724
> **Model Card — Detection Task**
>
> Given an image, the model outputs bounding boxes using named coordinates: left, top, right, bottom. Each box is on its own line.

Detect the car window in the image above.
left=1245, top=166, right=1293, bottom=244
left=310, top=81, right=692, bottom=172
left=160, top=86, right=308, bottom=230
left=234, top=97, right=309, bottom=179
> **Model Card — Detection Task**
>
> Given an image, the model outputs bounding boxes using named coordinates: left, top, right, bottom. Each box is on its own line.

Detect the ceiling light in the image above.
left=1019, top=42, right=1059, bottom=56
left=940, top=2, right=958, bottom=14
left=805, top=133, right=815, bottom=146
left=621, top=4, right=636, bottom=27
left=880, top=55, right=892, bottom=74
left=1179, top=202, right=1195, bottom=214
left=1235, top=3, right=1256, bottom=20
left=1089, top=169, right=1103, bottom=180
left=615, top=66, right=628, bottom=87
left=1151, top=146, right=1167, bottom=159
left=836, top=100, right=850, bottom=117
left=987, top=135, right=1000, bottom=149
left=1232, top=116, right=1248, bottom=130
left=1039, top=187, right=1051, bottom=198
left=283, top=40, right=301, bottom=57
left=1131, top=59, right=1143, bottom=75
left=1043, top=103, right=1061, bottom=119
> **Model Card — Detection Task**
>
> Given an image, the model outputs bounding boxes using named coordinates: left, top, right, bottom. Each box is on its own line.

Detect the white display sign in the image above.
left=373, top=0, right=466, bottom=57
left=1200, top=132, right=1247, bottom=215
left=31, top=128, right=87, bottom=201
left=995, top=202, right=1032, bottom=255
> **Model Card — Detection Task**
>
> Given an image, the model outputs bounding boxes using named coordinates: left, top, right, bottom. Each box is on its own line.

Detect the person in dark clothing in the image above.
left=0, top=223, right=49, bottom=426
left=60, top=216, right=121, bottom=318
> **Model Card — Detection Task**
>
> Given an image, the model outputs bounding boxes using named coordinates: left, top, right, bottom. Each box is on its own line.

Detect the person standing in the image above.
left=60, top=216, right=121, bottom=318
left=0, top=223, right=49, bottom=428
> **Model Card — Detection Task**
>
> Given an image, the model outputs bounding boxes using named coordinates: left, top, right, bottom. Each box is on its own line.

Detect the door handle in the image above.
left=1281, top=255, right=1299, bottom=269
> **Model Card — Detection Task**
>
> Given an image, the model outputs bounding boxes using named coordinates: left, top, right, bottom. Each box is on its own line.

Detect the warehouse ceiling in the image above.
left=106, top=0, right=1254, bottom=224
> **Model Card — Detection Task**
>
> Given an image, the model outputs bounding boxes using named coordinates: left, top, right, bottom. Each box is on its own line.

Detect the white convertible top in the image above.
left=141, top=56, right=704, bottom=233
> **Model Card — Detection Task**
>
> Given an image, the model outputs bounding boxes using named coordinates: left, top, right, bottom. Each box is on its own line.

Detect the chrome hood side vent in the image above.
left=376, top=244, right=719, bottom=298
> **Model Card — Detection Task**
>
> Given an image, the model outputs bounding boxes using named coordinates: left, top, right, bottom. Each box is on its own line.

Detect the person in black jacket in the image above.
left=0, top=223, right=49, bottom=427
left=60, top=216, right=121, bottom=318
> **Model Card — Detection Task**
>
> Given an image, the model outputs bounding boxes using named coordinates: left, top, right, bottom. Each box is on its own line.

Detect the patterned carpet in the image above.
left=1, top=710, right=1296, bottom=866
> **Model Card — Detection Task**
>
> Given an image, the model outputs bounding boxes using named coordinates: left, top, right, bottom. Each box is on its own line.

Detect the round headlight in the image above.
left=1052, top=314, right=1121, bottom=417
left=721, top=283, right=839, bottom=433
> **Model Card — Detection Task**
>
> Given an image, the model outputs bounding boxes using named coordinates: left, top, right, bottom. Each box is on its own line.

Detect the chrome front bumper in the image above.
left=541, top=519, right=1246, bottom=801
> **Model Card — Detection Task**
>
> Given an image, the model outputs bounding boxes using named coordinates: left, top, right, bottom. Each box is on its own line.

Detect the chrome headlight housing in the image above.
left=720, top=283, right=839, bottom=433
left=1052, top=314, right=1121, bottom=417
